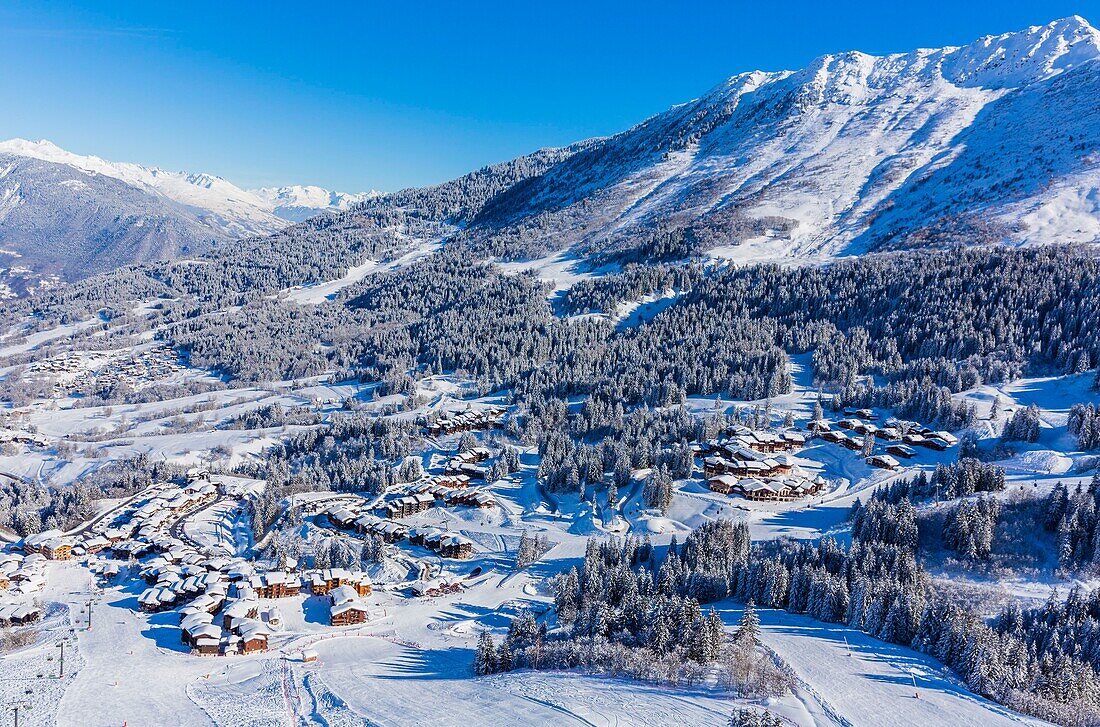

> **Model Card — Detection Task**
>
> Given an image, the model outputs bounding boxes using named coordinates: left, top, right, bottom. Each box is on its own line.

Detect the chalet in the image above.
left=422, top=530, right=445, bottom=551
left=782, top=431, right=807, bottom=448
left=732, top=430, right=792, bottom=454
left=917, top=437, right=949, bottom=451
left=709, top=474, right=824, bottom=502
left=440, top=534, right=474, bottom=560
left=837, top=419, right=860, bottom=430
left=737, top=479, right=794, bottom=501
left=707, top=474, right=741, bottom=495
left=239, top=623, right=269, bottom=653
left=410, top=578, right=462, bottom=597
left=185, top=467, right=210, bottom=483
left=852, top=422, right=878, bottom=437
left=433, top=474, right=472, bottom=489
left=182, top=621, right=220, bottom=647
left=820, top=430, right=847, bottom=444
left=867, top=454, right=901, bottom=470
left=874, top=427, right=902, bottom=441
left=0, top=604, right=40, bottom=626
left=22, top=530, right=63, bottom=555
left=80, top=535, right=109, bottom=554
left=221, top=600, right=260, bottom=630
left=933, top=431, right=959, bottom=446
left=139, top=587, right=178, bottom=612
left=302, top=648, right=319, bottom=663
left=383, top=493, right=435, bottom=519
left=42, top=539, right=73, bottom=561
left=248, top=571, right=302, bottom=599
left=330, top=600, right=368, bottom=626
left=327, top=507, right=359, bottom=529
left=840, top=436, right=864, bottom=451
left=328, top=584, right=370, bottom=625
left=887, top=443, right=917, bottom=459
left=193, top=636, right=220, bottom=656
left=443, top=489, right=497, bottom=509
left=354, top=515, right=408, bottom=543
left=309, top=568, right=371, bottom=596
left=807, top=419, right=832, bottom=433
left=446, top=462, right=488, bottom=480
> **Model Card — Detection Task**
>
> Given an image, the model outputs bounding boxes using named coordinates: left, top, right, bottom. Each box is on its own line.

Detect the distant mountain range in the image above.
left=0, top=138, right=376, bottom=295
left=3, top=16, right=1100, bottom=298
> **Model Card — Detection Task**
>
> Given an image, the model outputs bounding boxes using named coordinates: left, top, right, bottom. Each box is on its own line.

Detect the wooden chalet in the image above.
left=248, top=571, right=302, bottom=599
left=330, top=601, right=368, bottom=626
left=887, top=443, right=917, bottom=459
left=309, top=568, right=371, bottom=597
left=439, top=534, right=474, bottom=560
left=867, top=454, right=901, bottom=470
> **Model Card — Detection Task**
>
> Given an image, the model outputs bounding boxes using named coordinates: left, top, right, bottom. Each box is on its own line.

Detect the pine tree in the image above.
left=735, top=600, right=760, bottom=647
left=497, top=640, right=513, bottom=672
left=474, top=631, right=498, bottom=675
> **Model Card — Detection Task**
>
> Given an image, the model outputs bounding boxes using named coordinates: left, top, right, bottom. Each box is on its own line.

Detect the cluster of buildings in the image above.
left=809, top=412, right=959, bottom=468
left=700, top=429, right=806, bottom=495
left=0, top=602, right=41, bottom=626
left=707, top=473, right=826, bottom=501
left=324, top=502, right=475, bottom=560
left=442, top=447, right=492, bottom=480
left=426, top=408, right=505, bottom=437
left=701, top=428, right=820, bottom=502
left=22, top=530, right=76, bottom=561
left=0, top=552, right=48, bottom=595
left=408, top=481, right=496, bottom=509
left=407, top=527, right=474, bottom=559
left=149, top=552, right=377, bottom=654
left=71, top=477, right=222, bottom=563
left=0, top=429, right=50, bottom=448
left=28, top=346, right=186, bottom=399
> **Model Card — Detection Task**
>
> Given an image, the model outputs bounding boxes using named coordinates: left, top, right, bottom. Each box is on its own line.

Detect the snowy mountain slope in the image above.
left=458, top=15, right=1100, bottom=264
left=0, top=139, right=375, bottom=290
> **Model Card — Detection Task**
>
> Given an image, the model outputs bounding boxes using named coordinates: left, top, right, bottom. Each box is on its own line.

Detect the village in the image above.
left=0, top=425, right=514, bottom=663
left=21, top=344, right=190, bottom=400
left=0, top=373, right=995, bottom=727
left=700, top=409, right=957, bottom=502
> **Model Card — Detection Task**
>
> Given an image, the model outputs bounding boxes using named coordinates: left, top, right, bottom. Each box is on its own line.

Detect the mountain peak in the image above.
left=942, top=14, right=1100, bottom=88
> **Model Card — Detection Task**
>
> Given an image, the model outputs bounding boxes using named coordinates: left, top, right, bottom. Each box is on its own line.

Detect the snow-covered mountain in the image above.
left=0, top=138, right=373, bottom=291
left=250, top=185, right=380, bottom=223
left=459, top=15, right=1100, bottom=264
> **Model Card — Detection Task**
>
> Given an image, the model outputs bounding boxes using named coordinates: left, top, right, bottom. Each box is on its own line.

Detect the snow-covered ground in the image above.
left=0, top=310, right=1091, bottom=726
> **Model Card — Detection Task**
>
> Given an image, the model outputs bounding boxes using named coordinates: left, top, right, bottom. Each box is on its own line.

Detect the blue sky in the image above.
left=1, top=1, right=1096, bottom=191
